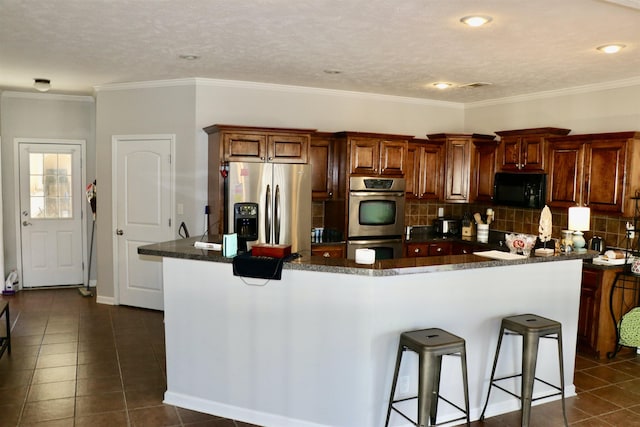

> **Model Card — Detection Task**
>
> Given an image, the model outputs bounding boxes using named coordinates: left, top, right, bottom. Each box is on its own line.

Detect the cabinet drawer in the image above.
left=311, top=245, right=345, bottom=258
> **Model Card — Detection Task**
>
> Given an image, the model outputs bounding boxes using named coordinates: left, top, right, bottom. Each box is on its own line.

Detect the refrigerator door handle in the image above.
left=274, top=184, right=281, bottom=244
left=265, top=184, right=272, bottom=244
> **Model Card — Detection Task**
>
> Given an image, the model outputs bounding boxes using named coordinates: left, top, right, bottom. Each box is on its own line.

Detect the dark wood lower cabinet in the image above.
left=578, top=265, right=635, bottom=359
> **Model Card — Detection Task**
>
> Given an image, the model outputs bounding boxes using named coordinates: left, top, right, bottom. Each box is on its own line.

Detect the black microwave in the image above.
left=493, top=173, right=547, bottom=208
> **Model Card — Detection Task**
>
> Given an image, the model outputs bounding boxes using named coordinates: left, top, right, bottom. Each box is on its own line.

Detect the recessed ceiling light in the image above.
left=179, top=54, right=200, bottom=60
left=433, top=82, right=453, bottom=90
left=33, top=78, right=51, bottom=92
left=596, top=44, right=626, bottom=54
left=460, top=15, right=493, bottom=27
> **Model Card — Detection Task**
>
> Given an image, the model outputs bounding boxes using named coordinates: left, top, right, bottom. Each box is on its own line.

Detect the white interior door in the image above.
left=19, top=142, right=84, bottom=287
left=114, top=135, right=173, bottom=310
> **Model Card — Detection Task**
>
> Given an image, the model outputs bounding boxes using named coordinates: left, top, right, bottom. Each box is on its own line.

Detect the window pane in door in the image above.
left=29, top=152, right=74, bottom=219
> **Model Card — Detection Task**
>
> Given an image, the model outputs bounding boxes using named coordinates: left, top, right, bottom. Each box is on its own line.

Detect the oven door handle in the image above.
left=349, top=191, right=405, bottom=197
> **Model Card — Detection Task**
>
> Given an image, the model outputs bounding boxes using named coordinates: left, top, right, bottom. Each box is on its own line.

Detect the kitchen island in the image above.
left=140, top=238, right=595, bottom=427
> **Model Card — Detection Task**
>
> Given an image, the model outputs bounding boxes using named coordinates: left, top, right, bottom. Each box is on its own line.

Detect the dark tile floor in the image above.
left=0, top=288, right=639, bottom=426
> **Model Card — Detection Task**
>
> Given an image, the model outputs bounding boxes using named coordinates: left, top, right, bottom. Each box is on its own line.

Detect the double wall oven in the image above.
left=347, top=176, right=405, bottom=260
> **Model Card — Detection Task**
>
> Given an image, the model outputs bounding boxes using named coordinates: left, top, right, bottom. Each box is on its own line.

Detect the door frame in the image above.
left=14, top=138, right=87, bottom=288
left=111, top=134, right=175, bottom=306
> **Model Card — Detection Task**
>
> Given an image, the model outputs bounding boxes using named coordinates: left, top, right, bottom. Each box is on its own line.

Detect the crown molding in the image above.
left=1, top=91, right=94, bottom=103
left=465, top=76, right=640, bottom=109
left=94, top=78, right=196, bottom=92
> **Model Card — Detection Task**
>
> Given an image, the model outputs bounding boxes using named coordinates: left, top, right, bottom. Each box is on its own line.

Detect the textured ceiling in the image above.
left=1, top=0, right=639, bottom=103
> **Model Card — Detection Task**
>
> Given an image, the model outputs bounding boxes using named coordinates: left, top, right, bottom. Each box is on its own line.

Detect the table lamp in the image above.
left=568, top=206, right=590, bottom=252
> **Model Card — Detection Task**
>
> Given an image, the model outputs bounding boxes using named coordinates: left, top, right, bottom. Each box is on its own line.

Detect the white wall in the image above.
left=95, top=83, right=197, bottom=300
left=0, top=92, right=95, bottom=284
left=464, top=81, right=640, bottom=135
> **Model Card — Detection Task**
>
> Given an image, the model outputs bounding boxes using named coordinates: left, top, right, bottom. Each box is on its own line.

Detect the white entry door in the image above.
left=114, top=135, right=173, bottom=310
left=19, top=141, right=84, bottom=287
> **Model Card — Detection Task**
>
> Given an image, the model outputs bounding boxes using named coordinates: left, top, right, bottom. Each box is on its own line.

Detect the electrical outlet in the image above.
left=627, top=222, right=635, bottom=239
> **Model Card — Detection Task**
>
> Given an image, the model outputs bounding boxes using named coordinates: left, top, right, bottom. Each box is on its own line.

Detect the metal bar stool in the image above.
left=480, top=314, right=568, bottom=427
left=0, top=301, right=11, bottom=359
left=385, top=328, right=470, bottom=427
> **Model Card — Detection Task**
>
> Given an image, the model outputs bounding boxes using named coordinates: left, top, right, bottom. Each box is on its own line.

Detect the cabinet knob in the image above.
left=436, top=247, right=442, bottom=252
left=328, top=192, right=333, bottom=197
left=323, top=252, right=330, bottom=258
left=260, top=157, right=265, bottom=160
left=414, top=248, right=420, bottom=253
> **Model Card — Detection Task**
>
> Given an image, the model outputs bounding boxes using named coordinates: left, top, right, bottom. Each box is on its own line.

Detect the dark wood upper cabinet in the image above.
left=345, top=135, right=408, bottom=176
left=406, top=139, right=445, bottom=200
left=309, top=132, right=335, bottom=201
left=547, top=131, right=640, bottom=216
left=427, top=133, right=496, bottom=203
left=496, top=127, right=570, bottom=172
left=204, top=124, right=313, bottom=164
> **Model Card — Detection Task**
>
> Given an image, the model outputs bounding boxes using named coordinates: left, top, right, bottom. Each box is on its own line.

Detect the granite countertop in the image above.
left=138, top=236, right=597, bottom=277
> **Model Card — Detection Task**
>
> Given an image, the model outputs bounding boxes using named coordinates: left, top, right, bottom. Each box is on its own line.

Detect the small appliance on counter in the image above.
left=433, top=218, right=461, bottom=237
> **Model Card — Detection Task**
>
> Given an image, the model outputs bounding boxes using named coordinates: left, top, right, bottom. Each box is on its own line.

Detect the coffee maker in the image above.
left=233, top=203, right=258, bottom=252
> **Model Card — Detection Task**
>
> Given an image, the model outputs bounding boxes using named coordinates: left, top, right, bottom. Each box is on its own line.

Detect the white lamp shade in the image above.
left=568, top=207, right=590, bottom=231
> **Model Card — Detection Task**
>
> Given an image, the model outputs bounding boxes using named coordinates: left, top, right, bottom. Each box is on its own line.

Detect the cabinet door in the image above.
left=267, top=134, right=309, bottom=163
left=223, top=132, right=268, bottom=162
left=405, top=144, right=420, bottom=199
left=547, top=141, right=585, bottom=208
left=472, top=142, right=497, bottom=202
left=500, top=137, right=521, bottom=171
left=584, top=140, right=626, bottom=213
left=310, top=136, right=333, bottom=200
left=419, top=144, right=444, bottom=200
left=444, top=138, right=471, bottom=202
left=521, top=136, right=545, bottom=171
left=577, top=268, right=602, bottom=355
left=379, top=140, right=406, bottom=176
left=350, top=138, right=379, bottom=175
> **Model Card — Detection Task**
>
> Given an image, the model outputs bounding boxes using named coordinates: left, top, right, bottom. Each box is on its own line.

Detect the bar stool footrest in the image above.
left=390, top=393, right=469, bottom=426
left=490, top=374, right=564, bottom=402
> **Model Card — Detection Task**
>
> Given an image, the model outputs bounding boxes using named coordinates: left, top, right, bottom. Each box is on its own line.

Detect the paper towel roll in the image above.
left=355, top=248, right=376, bottom=264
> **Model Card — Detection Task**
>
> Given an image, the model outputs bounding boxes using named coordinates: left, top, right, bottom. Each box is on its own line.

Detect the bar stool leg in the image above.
left=428, top=354, right=443, bottom=425
left=418, top=353, right=437, bottom=427
left=4, top=304, right=10, bottom=355
left=521, top=332, right=540, bottom=427
left=557, top=330, right=568, bottom=427
left=480, top=324, right=506, bottom=420
left=385, top=345, right=405, bottom=427
left=461, top=346, right=470, bottom=426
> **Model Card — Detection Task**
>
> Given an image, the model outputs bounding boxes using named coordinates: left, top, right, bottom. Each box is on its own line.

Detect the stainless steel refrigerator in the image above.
left=226, top=162, right=311, bottom=254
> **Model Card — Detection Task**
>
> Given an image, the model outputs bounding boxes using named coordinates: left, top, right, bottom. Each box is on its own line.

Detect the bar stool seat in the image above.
left=480, top=314, right=568, bottom=427
left=385, top=328, right=470, bottom=427
left=0, top=301, right=11, bottom=360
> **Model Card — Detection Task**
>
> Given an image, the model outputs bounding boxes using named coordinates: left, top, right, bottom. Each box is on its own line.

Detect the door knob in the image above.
left=22, top=221, right=32, bottom=226
left=116, top=229, right=124, bottom=235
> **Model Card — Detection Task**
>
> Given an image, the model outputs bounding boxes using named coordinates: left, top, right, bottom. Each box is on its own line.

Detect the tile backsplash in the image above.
left=313, top=200, right=637, bottom=250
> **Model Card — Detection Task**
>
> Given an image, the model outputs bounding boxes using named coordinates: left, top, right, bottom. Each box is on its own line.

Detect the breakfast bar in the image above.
left=139, top=239, right=595, bottom=427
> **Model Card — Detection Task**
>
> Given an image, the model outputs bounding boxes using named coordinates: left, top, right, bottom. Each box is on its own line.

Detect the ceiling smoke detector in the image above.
left=33, top=78, right=51, bottom=92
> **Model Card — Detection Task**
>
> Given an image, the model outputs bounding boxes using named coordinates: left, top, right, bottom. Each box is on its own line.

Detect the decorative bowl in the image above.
left=505, top=233, right=536, bottom=256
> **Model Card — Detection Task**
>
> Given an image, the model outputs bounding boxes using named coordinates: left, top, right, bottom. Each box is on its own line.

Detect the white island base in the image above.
left=162, top=257, right=581, bottom=427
